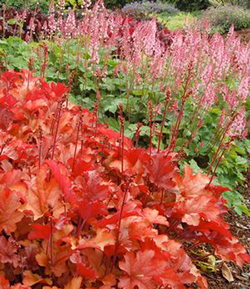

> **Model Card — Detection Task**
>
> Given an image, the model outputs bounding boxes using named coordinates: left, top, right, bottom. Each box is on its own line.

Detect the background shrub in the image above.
left=122, top=1, right=179, bottom=16
left=166, top=0, right=210, bottom=11
left=0, top=0, right=49, bottom=13
left=102, top=0, right=134, bottom=9
left=203, top=4, right=250, bottom=33
left=209, top=0, right=250, bottom=8
left=156, top=12, right=197, bottom=31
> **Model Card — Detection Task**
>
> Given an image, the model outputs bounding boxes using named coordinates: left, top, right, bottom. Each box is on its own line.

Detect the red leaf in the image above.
left=0, top=236, right=19, bottom=266
left=145, top=152, right=176, bottom=190
left=0, top=107, right=13, bottom=130
left=0, top=275, right=11, bottom=289
left=28, top=224, right=53, bottom=240
left=81, top=171, right=110, bottom=202
left=50, top=82, right=68, bottom=99
left=214, top=235, right=250, bottom=267
left=118, top=250, right=165, bottom=289
left=76, top=262, right=97, bottom=279
left=79, top=200, right=108, bottom=221
left=71, top=160, right=93, bottom=176
left=0, top=188, right=23, bottom=234
left=96, top=202, right=140, bottom=227
left=46, top=160, right=78, bottom=207
left=174, top=165, right=210, bottom=197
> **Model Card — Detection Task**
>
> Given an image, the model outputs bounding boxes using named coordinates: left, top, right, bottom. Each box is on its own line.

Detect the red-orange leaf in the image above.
left=0, top=188, right=23, bottom=234
left=76, top=262, right=97, bottom=279
left=118, top=250, right=165, bottom=289
left=46, top=160, right=78, bottom=208
left=0, top=236, right=19, bottom=266
left=78, top=200, right=108, bottom=221
left=145, top=152, right=176, bottom=190
left=28, top=224, right=54, bottom=240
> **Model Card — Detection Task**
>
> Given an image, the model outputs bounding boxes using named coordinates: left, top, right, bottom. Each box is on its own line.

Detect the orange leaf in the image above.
left=64, top=277, right=82, bottom=289
left=119, top=250, right=165, bottom=289
left=21, top=165, right=63, bottom=220
left=0, top=188, right=23, bottom=234
left=23, top=270, right=52, bottom=286
left=175, top=165, right=210, bottom=196
left=75, top=229, right=116, bottom=251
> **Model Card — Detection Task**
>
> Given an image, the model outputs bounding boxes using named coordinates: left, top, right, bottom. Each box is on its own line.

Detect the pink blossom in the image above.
left=228, top=107, right=246, bottom=138
left=201, top=84, right=216, bottom=108
left=238, top=77, right=249, bottom=102
left=223, top=89, right=239, bottom=110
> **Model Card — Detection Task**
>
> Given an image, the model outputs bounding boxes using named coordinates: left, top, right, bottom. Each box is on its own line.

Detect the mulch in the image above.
left=204, top=168, right=250, bottom=289
left=235, top=28, right=250, bottom=44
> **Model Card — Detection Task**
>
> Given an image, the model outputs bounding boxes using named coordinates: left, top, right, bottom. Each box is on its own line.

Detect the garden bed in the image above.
left=0, top=1, right=249, bottom=288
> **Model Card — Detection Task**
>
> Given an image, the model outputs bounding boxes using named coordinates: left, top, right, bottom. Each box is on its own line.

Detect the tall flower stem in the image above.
left=207, top=112, right=237, bottom=176
left=207, top=139, right=232, bottom=187
left=51, top=97, right=64, bottom=161
left=119, top=114, right=125, bottom=174
left=157, top=87, right=171, bottom=152
left=111, top=181, right=129, bottom=271
left=148, top=100, right=153, bottom=156
left=72, top=110, right=82, bottom=173
left=38, top=126, right=43, bottom=168
left=168, top=63, right=193, bottom=153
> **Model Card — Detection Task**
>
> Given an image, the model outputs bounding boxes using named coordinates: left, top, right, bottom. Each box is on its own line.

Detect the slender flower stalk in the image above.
left=168, top=63, right=193, bottom=153
left=135, top=122, right=142, bottom=148
left=51, top=96, right=65, bottom=160
left=38, top=126, right=43, bottom=168
left=158, top=86, right=171, bottom=152
left=119, top=115, right=125, bottom=174
left=148, top=100, right=153, bottom=156
left=41, top=43, right=48, bottom=79
left=49, top=214, right=54, bottom=267
left=112, top=179, right=130, bottom=270
left=207, top=139, right=233, bottom=187
left=207, top=112, right=238, bottom=176
left=72, top=110, right=82, bottom=173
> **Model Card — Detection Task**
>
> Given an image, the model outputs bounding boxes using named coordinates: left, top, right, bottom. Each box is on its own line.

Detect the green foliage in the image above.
left=102, top=0, right=134, bottom=9
left=203, top=4, right=250, bottom=33
left=209, top=0, right=250, bottom=8
left=156, top=11, right=197, bottom=30
left=166, top=0, right=210, bottom=11
left=0, top=0, right=88, bottom=12
left=0, top=0, right=50, bottom=13
left=55, top=0, right=85, bottom=9
left=122, top=0, right=179, bottom=18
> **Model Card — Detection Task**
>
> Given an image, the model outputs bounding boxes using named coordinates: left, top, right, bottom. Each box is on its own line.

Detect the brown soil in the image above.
left=222, top=28, right=250, bottom=44
left=205, top=168, right=250, bottom=288
left=235, top=27, right=250, bottom=44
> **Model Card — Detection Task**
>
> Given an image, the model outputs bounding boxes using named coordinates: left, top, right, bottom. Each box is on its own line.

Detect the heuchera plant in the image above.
left=0, top=70, right=249, bottom=289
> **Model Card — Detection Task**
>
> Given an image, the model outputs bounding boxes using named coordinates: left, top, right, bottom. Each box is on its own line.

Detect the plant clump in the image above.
left=202, top=4, right=250, bottom=33
left=122, top=0, right=179, bottom=17
left=0, top=69, right=249, bottom=288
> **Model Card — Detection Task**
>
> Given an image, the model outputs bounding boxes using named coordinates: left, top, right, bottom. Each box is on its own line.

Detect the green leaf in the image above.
left=106, top=118, right=120, bottom=132
left=236, top=156, right=248, bottom=166
left=189, top=159, right=202, bottom=174
left=234, top=204, right=250, bottom=217
left=103, top=98, right=126, bottom=114
left=7, top=18, right=23, bottom=28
